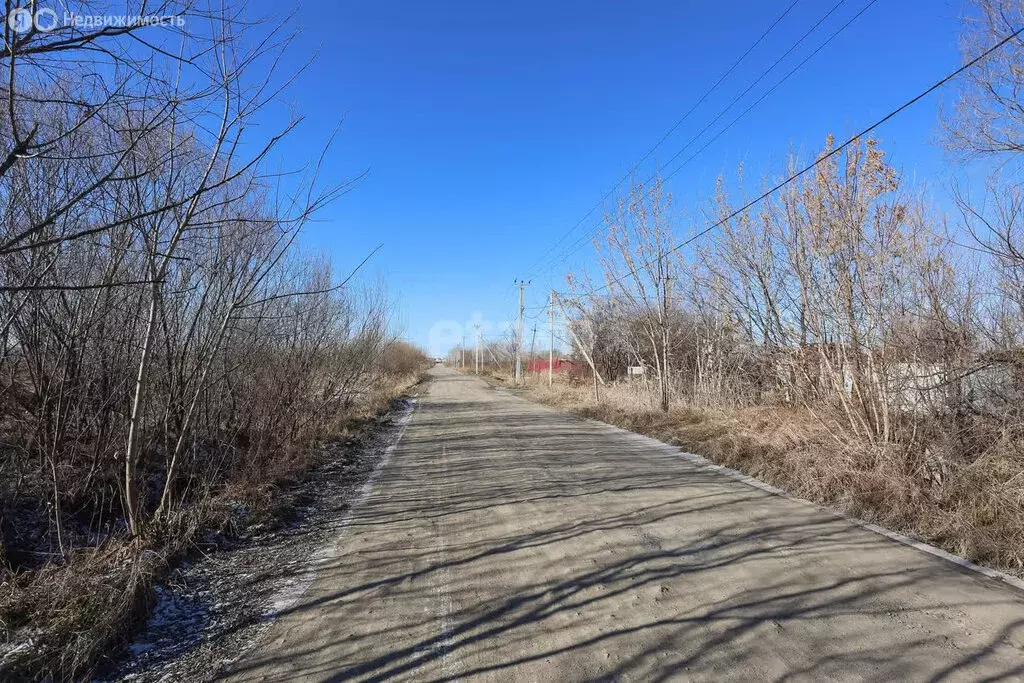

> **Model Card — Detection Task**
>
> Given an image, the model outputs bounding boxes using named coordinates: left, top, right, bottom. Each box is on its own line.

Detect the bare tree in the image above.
left=592, top=178, right=678, bottom=411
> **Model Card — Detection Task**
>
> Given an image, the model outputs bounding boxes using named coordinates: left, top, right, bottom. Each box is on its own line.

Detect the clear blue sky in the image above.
left=248, top=0, right=964, bottom=355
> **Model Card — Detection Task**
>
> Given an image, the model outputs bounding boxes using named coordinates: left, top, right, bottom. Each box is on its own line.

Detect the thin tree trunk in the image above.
left=124, top=288, right=159, bottom=537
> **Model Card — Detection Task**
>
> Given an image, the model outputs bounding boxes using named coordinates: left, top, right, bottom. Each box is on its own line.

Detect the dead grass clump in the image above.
left=941, top=437, right=1024, bottom=570
left=1, top=368, right=429, bottom=681
left=1, top=541, right=166, bottom=680
left=524, top=380, right=1024, bottom=577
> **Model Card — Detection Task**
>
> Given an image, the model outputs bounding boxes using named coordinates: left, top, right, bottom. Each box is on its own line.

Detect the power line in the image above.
left=531, top=23, right=1024, bottom=310
left=662, top=0, right=877, bottom=184
left=525, top=0, right=852, bottom=283
left=527, top=0, right=877, bottom=283
left=523, top=0, right=803, bottom=280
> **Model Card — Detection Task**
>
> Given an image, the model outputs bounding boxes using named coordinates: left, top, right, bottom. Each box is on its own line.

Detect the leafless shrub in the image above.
left=546, top=0, right=1024, bottom=573
left=0, top=3, right=427, bottom=678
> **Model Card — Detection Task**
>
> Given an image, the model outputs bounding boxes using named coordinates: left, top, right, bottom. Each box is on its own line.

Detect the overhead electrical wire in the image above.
left=522, top=0, right=804, bottom=280
left=525, top=0, right=872, bottom=291
left=661, top=0, right=878, bottom=185
left=533, top=23, right=1024, bottom=312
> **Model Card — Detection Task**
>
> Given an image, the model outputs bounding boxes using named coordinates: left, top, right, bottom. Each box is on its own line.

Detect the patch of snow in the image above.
left=265, top=398, right=415, bottom=619
left=98, top=397, right=418, bottom=682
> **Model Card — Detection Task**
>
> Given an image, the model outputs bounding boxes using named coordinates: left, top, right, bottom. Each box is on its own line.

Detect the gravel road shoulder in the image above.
left=96, top=397, right=417, bottom=682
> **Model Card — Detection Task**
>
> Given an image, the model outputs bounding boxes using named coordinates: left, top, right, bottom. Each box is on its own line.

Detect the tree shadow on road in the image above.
left=219, top=374, right=1024, bottom=682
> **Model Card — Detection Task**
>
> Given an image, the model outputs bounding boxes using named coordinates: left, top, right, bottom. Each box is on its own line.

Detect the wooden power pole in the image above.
left=549, top=290, right=555, bottom=387
left=474, top=324, right=481, bottom=375
left=528, top=323, right=538, bottom=382
left=514, top=280, right=528, bottom=385
left=660, top=271, right=671, bottom=412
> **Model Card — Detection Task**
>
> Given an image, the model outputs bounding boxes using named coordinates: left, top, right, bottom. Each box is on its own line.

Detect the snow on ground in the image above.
left=96, top=398, right=415, bottom=682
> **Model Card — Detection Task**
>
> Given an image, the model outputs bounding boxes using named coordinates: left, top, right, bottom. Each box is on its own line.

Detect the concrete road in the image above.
left=226, top=368, right=1024, bottom=682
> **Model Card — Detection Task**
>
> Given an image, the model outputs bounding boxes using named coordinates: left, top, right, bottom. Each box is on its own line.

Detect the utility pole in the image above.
left=549, top=290, right=555, bottom=387
left=474, top=324, right=481, bottom=375
left=660, top=271, right=672, bottom=412
left=528, top=323, right=538, bottom=382
left=514, top=280, right=529, bottom=385
left=460, top=333, right=465, bottom=369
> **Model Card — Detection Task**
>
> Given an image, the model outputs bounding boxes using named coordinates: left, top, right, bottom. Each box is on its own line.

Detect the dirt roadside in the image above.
left=94, top=397, right=418, bottom=682
left=221, top=367, right=1024, bottom=682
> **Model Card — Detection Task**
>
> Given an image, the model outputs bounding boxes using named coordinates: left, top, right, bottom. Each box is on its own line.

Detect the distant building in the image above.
left=527, top=358, right=579, bottom=373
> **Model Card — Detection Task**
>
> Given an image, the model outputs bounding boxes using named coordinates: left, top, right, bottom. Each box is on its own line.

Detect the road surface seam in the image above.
left=421, top=441, right=457, bottom=678
left=266, top=398, right=419, bottom=620
left=600, top=411, right=1024, bottom=593
left=491, top=386, right=1024, bottom=594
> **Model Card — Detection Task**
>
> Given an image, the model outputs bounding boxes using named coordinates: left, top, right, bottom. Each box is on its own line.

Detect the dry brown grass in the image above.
left=0, top=370, right=428, bottom=681
left=1, top=539, right=172, bottom=680
left=522, top=380, right=1024, bottom=577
